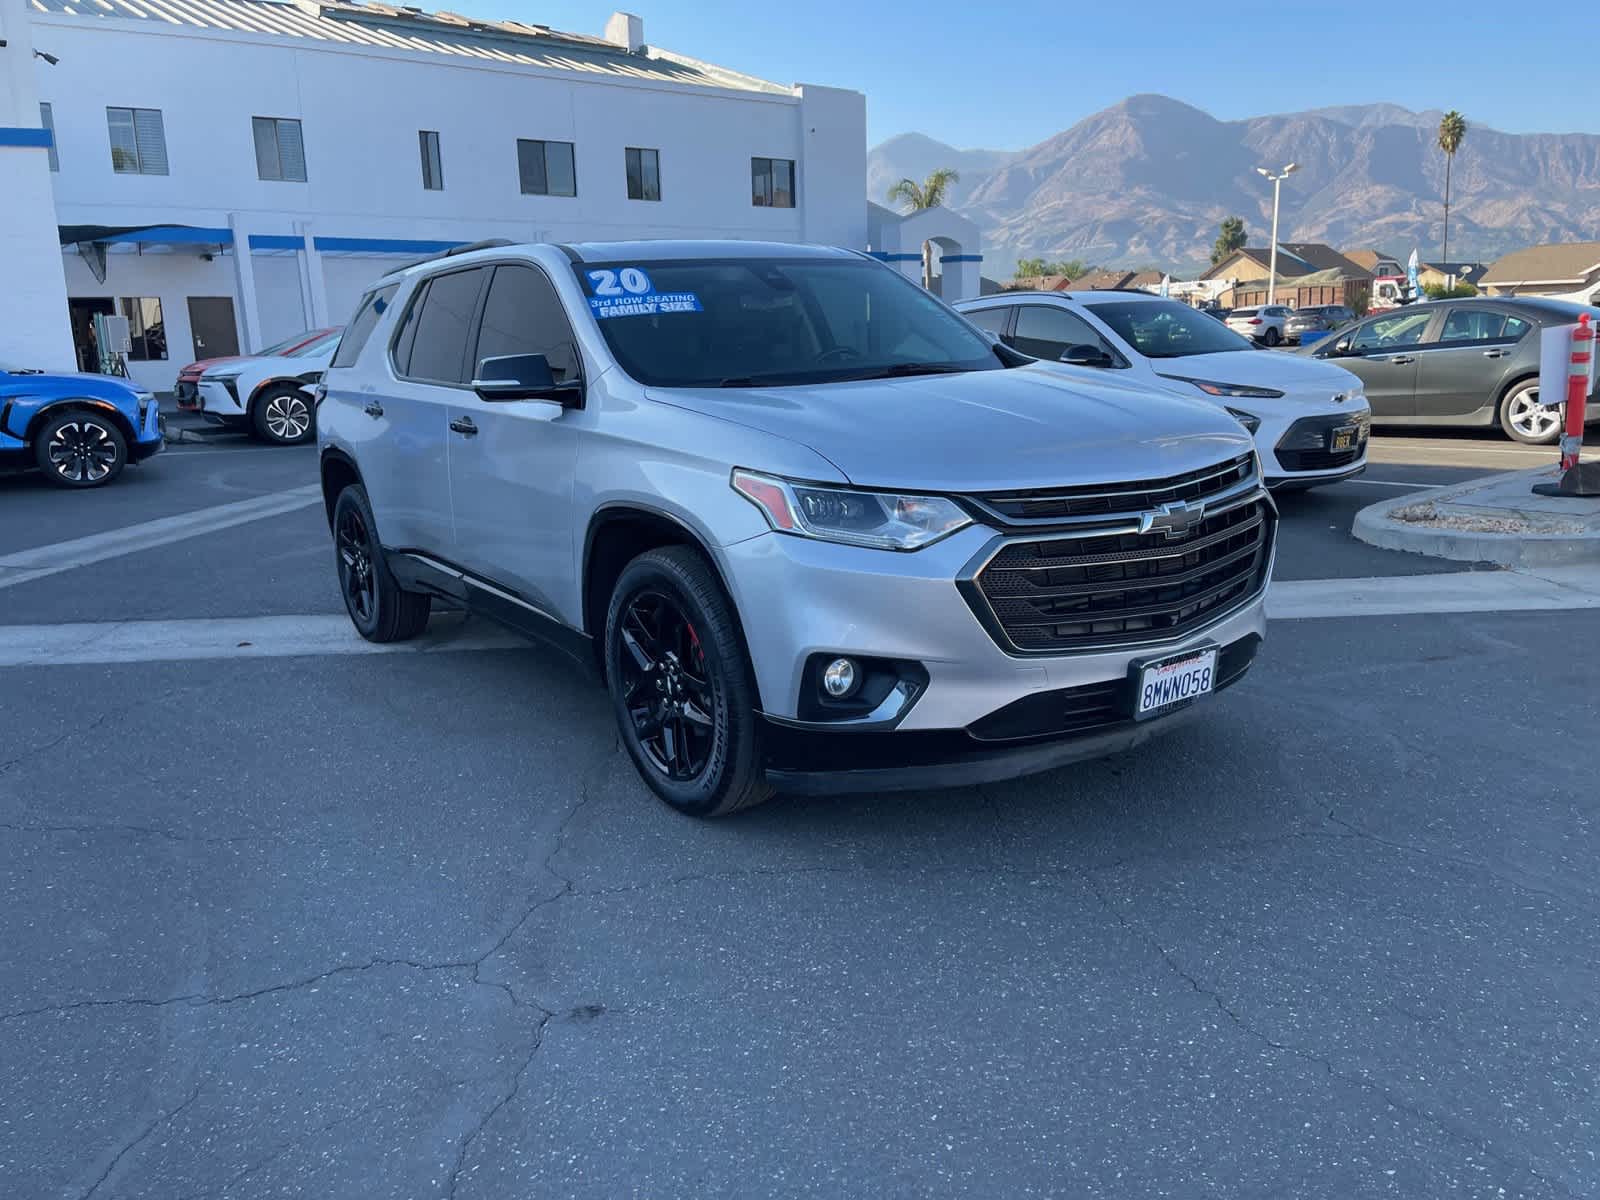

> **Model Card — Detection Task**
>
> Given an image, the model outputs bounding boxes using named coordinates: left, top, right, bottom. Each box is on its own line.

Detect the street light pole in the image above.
left=1255, top=162, right=1299, bottom=306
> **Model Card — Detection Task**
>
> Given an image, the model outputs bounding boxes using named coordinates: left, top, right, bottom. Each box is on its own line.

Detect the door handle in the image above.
left=363, top=401, right=384, bottom=418
left=1387, top=355, right=1415, bottom=365
left=1482, top=349, right=1508, bottom=358
left=449, top=416, right=478, bottom=437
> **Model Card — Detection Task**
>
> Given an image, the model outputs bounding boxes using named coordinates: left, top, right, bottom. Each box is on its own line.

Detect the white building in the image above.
left=0, top=0, right=982, bottom=391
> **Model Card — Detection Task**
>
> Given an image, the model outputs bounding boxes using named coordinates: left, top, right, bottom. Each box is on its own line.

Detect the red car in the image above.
left=173, top=327, right=339, bottom=409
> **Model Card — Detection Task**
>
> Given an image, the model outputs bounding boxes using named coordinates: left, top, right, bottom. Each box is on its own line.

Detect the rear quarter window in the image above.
left=330, top=284, right=398, bottom=369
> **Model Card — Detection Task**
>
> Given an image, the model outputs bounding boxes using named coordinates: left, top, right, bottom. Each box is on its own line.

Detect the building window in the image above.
left=253, top=116, right=307, bottom=182
left=40, top=102, right=58, bottom=172
left=419, top=130, right=444, bottom=191
left=106, top=107, right=168, bottom=175
left=517, top=139, right=576, bottom=197
left=625, top=147, right=660, bottom=201
left=120, top=297, right=166, bottom=361
left=751, top=157, right=795, bottom=208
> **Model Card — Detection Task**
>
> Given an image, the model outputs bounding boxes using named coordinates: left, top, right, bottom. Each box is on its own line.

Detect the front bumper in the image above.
left=764, top=633, right=1261, bottom=794
left=719, top=499, right=1272, bottom=791
left=131, top=395, right=165, bottom=462
left=196, top=378, right=246, bottom=416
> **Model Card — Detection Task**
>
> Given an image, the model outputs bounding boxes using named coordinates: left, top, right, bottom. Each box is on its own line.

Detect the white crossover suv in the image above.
left=318, top=241, right=1275, bottom=816
left=195, top=327, right=341, bottom=445
left=957, top=291, right=1370, bottom=489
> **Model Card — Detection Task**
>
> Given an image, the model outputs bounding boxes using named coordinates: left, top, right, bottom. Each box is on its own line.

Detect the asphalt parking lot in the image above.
left=4, top=419, right=1599, bottom=1198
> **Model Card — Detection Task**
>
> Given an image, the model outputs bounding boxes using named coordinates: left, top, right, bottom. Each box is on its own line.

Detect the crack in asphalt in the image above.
left=444, top=1014, right=551, bottom=1200
left=80, top=1080, right=203, bottom=1200
left=1082, top=871, right=1575, bottom=1199
left=0, top=706, right=117, bottom=776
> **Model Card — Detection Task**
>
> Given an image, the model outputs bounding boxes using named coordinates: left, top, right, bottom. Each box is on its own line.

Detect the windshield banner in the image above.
left=586, top=268, right=703, bottom=320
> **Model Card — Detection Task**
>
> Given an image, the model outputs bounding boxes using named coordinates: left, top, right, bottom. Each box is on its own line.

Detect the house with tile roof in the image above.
left=1479, top=243, right=1600, bottom=303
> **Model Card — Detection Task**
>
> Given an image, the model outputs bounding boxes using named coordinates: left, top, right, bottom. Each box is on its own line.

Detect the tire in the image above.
left=331, top=483, right=431, bottom=642
left=604, top=546, right=772, bottom=817
left=33, top=409, right=128, bottom=488
left=252, top=383, right=316, bottom=446
left=1498, top=379, right=1561, bottom=445
left=1263, top=327, right=1282, bottom=347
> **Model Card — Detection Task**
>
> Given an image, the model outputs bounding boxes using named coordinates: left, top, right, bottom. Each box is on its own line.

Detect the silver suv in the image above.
left=317, top=240, right=1275, bottom=816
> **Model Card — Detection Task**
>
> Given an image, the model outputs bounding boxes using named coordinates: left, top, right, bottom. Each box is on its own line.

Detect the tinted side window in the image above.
left=1012, top=305, right=1111, bottom=361
left=964, top=306, right=1011, bottom=336
left=404, top=268, right=488, bottom=383
left=473, top=264, right=581, bottom=385
left=1438, top=308, right=1507, bottom=344
left=1351, top=310, right=1431, bottom=351
left=331, top=284, right=398, bottom=369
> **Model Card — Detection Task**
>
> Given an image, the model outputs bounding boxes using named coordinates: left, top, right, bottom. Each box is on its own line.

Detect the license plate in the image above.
left=1132, top=647, right=1217, bottom=720
left=1329, top=426, right=1357, bottom=451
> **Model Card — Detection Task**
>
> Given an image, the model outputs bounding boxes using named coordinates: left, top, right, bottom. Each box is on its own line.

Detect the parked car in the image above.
left=956, top=291, right=1370, bottom=488
left=0, top=362, right=163, bottom=487
left=1225, top=305, right=1292, bottom=345
left=173, top=326, right=339, bottom=410
left=318, top=240, right=1275, bottom=815
left=1284, top=305, right=1356, bottom=345
left=195, top=327, right=341, bottom=445
left=1293, top=297, right=1600, bottom=444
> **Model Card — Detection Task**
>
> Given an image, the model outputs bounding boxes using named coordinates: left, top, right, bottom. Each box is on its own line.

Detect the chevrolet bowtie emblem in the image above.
left=1140, top=499, right=1205, bottom=540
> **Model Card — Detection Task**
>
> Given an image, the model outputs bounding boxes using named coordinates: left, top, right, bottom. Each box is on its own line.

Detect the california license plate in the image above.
left=1132, top=647, right=1217, bottom=720
left=1329, top=426, right=1357, bottom=451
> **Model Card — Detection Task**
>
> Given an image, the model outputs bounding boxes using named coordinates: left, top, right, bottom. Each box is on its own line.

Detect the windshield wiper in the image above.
left=840, top=363, right=972, bottom=381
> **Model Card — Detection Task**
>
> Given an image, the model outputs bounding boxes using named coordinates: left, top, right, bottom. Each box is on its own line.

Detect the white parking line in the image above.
left=0, top=485, right=322, bottom=592
left=0, top=567, right=1595, bottom=668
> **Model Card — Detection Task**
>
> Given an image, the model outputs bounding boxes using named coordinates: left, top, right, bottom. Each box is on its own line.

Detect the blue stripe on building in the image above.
left=868, top=252, right=923, bottom=263
left=941, top=255, right=982, bottom=263
left=0, top=127, right=55, bottom=148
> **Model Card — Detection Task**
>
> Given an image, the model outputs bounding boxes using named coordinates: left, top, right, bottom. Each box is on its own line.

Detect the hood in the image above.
left=647, top=364, right=1254, bottom=493
left=1156, top=350, right=1361, bottom=397
left=180, top=355, right=243, bottom=378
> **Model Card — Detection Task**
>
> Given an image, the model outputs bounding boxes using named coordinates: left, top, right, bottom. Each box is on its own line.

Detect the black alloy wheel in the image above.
left=331, top=484, right=430, bottom=642
left=604, top=546, right=772, bottom=816
left=336, top=502, right=378, bottom=628
left=35, top=411, right=127, bottom=488
left=616, top=589, right=718, bottom=781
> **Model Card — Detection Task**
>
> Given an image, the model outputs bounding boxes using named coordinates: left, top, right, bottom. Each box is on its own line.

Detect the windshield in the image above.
left=283, top=329, right=340, bottom=358
left=577, top=257, right=1002, bottom=387
left=258, top=331, right=314, bottom=356
left=1083, top=299, right=1255, bottom=359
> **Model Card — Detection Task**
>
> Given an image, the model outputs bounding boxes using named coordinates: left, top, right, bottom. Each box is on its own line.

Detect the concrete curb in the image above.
left=1352, top=465, right=1600, bottom=567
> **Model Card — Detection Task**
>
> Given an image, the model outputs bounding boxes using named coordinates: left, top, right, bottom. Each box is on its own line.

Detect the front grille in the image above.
left=1274, top=413, right=1370, bottom=474
left=970, top=499, right=1274, bottom=653
left=1277, top=446, right=1363, bottom=471
left=973, top=454, right=1254, bottom=522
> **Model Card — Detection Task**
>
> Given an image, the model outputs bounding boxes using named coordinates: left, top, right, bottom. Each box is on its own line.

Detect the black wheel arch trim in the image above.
left=319, top=447, right=365, bottom=530
left=582, top=501, right=761, bottom=705
left=249, top=376, right=318, bottom=411
left=20, top=397, right=138, bottom=447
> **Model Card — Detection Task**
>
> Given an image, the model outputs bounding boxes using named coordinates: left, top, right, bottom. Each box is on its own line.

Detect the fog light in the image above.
left=822, top=658, right=857, bottom=698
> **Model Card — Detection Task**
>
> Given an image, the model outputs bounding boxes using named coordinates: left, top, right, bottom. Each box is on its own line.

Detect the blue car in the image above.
left=0, top=363, right=164, bottom=487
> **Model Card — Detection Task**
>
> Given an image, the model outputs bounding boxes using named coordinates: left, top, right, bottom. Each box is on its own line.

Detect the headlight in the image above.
left=1162, top=374, right=1285, bottom=399
left=203, top=370, right=242, bottom=382
left=1225, top=407, right=1262, bottom=434
left=732, top=469, right=971, bottom=551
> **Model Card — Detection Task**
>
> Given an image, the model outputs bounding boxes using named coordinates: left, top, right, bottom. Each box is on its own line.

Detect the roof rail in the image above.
left=383, top=238, right=516, bottom=278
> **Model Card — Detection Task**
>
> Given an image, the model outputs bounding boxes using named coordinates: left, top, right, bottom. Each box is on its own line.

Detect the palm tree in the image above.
left=1437, top=111, right=1468, bottom=270
left=887, top=168, right=960, bottom=290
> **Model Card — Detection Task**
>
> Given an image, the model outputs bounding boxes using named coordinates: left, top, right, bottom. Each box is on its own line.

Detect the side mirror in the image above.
left=1060, top=344, right=1112, bottom=368
left=471, top=353, right=582, bottom=405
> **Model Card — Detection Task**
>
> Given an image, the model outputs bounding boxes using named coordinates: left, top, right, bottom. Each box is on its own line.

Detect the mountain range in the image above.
left=867, top=95, right=1600, bottom=275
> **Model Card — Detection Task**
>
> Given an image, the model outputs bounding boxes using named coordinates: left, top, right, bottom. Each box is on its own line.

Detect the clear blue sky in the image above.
left=441, top=1, right=1582, bottom=148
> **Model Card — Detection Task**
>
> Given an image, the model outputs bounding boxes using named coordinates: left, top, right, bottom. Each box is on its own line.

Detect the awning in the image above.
left=58, top=224, right=234, bottom=247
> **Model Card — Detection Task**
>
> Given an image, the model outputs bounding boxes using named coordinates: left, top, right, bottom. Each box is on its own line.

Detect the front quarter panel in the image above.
left=569, top=369, right=848, bottom=627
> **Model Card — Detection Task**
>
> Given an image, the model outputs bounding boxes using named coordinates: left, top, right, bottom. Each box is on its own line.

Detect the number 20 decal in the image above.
left=587, top=268, right=653, bottom=296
